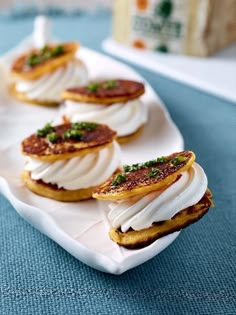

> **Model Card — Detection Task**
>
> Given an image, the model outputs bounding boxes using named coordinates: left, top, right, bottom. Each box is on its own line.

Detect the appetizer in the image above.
left=21, top=121, right=121, bottom=201
left=93, top=151, right=214, bottom=248
left=61, top=79, right=148, bottom=143
left=10, top=42, right=88, bottom=106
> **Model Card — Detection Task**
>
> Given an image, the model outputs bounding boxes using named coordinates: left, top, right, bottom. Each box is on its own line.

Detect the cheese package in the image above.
left=113, top=0, right=236, bottom=56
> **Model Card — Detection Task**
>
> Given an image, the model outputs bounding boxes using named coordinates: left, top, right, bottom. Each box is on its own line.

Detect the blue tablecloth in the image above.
left=0, top=12, right=235, bottom=315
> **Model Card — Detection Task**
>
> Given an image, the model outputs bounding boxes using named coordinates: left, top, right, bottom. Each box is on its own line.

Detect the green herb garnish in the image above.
left=72, top=122, right=98, bottom=131
left=156, top=157, right=169, bottom=163
left=148, top=168, right=160, bottom=178
left=111, top=173, right=127, bottom=187
left=124, top=156, right=169, bottom=173
left=50, top=45, right=64, bottom=57
left=25, top=45, right=65, bottom=68
left=27, top=54, right=41, bottom=67
left=47, top=132, right=59, bottom=143
left=124, top=163, right=142, bottom=172
left=104, top=80, right=117, bottom=89
left=63, top=129, right=83, bottom=140
left=171, top=156, right=187, bottom=166
left=36, top=123, right=55, bottom=137
left=87, top=82, right=99, bottom=92
left=144, top=160, right=157, bottom=167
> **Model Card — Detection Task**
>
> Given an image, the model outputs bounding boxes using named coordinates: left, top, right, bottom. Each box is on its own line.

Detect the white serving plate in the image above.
left=0, top=23, right=184, bottom=274
left=103, top=38, right=236, bottom=103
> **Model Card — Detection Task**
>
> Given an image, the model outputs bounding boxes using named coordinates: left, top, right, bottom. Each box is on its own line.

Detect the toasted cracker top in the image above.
left=21, top=122, right=117, bottom=162
left=93, top=151, right=195, bottom=200
left=61, top=79, right=145, bottom=105
left=11, top=42, right=79, bottom=80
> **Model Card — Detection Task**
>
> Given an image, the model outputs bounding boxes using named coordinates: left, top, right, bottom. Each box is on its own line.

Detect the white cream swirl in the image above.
left=15, top=60, right=88, bottom=102
left=62, top=99, right=148, bottom=137
left=24, top=141, right=121, bottom=190
left=108, top=163, right=208, bottom=232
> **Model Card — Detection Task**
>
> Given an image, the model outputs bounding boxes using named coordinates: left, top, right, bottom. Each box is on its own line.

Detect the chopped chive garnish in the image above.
left=87, top=82, right=99, bottom=92
left=36, top=123, right=55, bottom=137
left=171, top=156, right=187, bottom=166
left=47, top=132, right=59, bottom=143
left=63, top=129, right=83, bottom=140
left=148, top=168, right=160, bottom=178
left=72, top=122, right=98, bottom=131
left=156, top=157, right=169, bottom=163
left=124, top=156, right=170, bottom=173
left=27, top=54, right=41, bottom=66
left=124, top=163, right=142, bottom=172
left=144, top=160, right=157, bottom=167
left=111, top=173, right=127, bottom=187
left=25, top=45, right=64, bottom=68
left=104, top=80, right=117, bottom=89
left=50, top=45, right=64, bottom=57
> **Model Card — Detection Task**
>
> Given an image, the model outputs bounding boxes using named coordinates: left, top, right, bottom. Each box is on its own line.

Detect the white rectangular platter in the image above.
left=0, top=34, right=184, bottom=274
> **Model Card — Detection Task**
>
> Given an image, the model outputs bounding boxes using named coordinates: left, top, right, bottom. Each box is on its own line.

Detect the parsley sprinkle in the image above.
left=148, top=168, right=160, bottom=178
left=171, top=156, right=187, bottom=166
left=50, top=45, right=64, bottom=57
left=87, top=82, right=99, bottom=92
left=36, top=123, right=55, bottom=137
left=104, top=80, right=117, bottom=89
left=63, top=129, right=83, bottom=140
left=124, top=163, right=142, bottom=172
left=123, top=156, right=170, bottom=173
left=27, top=54, right=41, bottom=67
left=47, top=132, right=58, bottom=143
left=72, top=122, right=97, bottom=131
left=156, top=157, right=169, bottom=163
left=111, top=173, right=127, bottom=187
left=25, top=45, right=64, bottom=68
left=144, top=160, right=157, bottom=167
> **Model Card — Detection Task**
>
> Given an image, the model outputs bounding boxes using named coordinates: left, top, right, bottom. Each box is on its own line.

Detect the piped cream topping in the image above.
left=108, top=163, right=208, bottom=232
left=24, top=141, right=121, bottom=190
left=15, top=60, right=88, bottom=102
left=62, top=99, right=148, bottom=137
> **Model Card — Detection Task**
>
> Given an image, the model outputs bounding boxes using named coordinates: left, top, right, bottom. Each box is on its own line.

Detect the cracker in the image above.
left=62, top=79, right=145, bottom=105
left=109, top=189, right=213, bottom=248
left=11, top=42, right=79, bottom=80
left=93, top=151, right=195, bottom=200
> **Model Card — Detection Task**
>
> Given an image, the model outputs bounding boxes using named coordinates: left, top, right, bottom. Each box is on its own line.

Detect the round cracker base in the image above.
left=62, top=79, right=145, bottom=105
left=22, top=141, right=115, bottom=163
left=109, top=189, right=213, bottom=249
left=9, top=84, right=59, bottom=107
left=11, top=42, right=79, bottom=80
left=93, top=151, right=195, bottom=200
left=62, top=115, right=145, bottom=145
left=62, top=88, right=145, bottom=105
left=21, top=170, right=95, bottom=201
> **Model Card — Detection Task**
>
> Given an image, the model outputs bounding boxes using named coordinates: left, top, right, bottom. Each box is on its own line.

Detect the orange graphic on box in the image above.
left=132, top=39, right=147, bottom=49
left=136, top=0, right=149, bottom=11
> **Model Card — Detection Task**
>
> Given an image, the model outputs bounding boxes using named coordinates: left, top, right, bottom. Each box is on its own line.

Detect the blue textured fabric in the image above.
left=0, top=13, right=236, bottom=315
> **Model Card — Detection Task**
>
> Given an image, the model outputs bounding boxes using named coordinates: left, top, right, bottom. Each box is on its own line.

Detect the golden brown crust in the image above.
left=21, top=123, right=117, bottom=162
left=109, top=189, right=214, bottom=248
left=9, top=84, right=59, bottom=107
left=93, top=151, right=195, bottom=200
left=61, top=79, right=145, bottom=105
left=11, top=42, right=79, bottom=80
left=62, top=114, right=145, bottom=144
left=21, top=170, right=96, bottom=201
